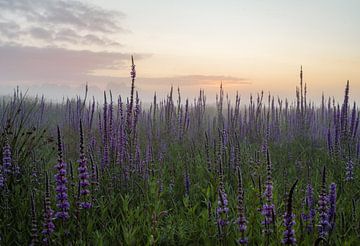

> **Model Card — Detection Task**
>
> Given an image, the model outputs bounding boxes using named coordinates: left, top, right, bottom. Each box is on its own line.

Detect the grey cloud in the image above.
left=29, top=27, right=53, bottom=40
left=83, top=34, right=122, bottom=47
left=54, top=28, right=80, bottom=43
left=83, top=34, right=106, bottom=46
left=0, top=45, right=134, bottom=83
left=0, top=0, right=127, bottom=48
left=0, top=21, right=21, bottom=38
left=36, top=0, right=126, bottom=33
left=0, top=0, right=126, bottom=33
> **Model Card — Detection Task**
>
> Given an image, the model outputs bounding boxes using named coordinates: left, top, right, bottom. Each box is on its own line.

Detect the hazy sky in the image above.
left=0, top=0, right=359, bottom=103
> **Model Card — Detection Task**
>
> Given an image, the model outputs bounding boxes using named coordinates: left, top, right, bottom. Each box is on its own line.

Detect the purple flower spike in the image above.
left=54, top=126, right=70, bottom=220
left=0, top=172, right=4, bottom=189
left=345, top=159, right=354, bottom=181
left=262, top=150, right=275, bottom=234
left=2, top=136, right=12, bottom=176
left=78, top=119, right=92, bottom=209
left=301, top=183, right=316, bottom=233
left=282, top=180, right=298, bottom=245
left=216, top=152, right=229, bottom=238
left=236, top=167, right=248, bottom=245
left=130, top=55, right=136, bottom=80
left=318, top=166, right=330, bottom=237
left=30, top=193, right=38, bottom=246
left=216, top=186, right=229, bottom=228
left=327, top=183, right=336, bottom=230
left=184, top=169, right=190, bottom=196
left=42, top=172, right=55, bottom=243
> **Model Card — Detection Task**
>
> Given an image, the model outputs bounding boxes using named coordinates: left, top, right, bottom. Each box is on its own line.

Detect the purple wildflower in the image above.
left=327, top=183, right=336, bottom=230
left=262, top=150, right=275, bottom=234
left=30, top=193, right=38, bottom=246
left=2, top=137, right=12, bottom=175
left=205, top=132, right=211, bottom=172
left=42, top=172, right=55, bottom=243
left=340, top=81, right=349, bottom=141
left=216, top=156, right=229, bottom=238
left=102, top=92, right=109, bottom=169
left=216, top=186, right=229, bottom=229
left=345, top=159, right=354, bottom=181
left=130, top=55, right=136, bottom=80
left=236, top=167, right=248, bottom=245
left=184, top=167, right=190, bottom=196
left=282, top=180, right=298, bottom=245
left=327, top=127, right=333, bottom=157
left=0, top=170, right=4, bottom=189
left=54, top=126, right=70, bottom=220
left=301, top=183, right=316, bottom=233
left=78, top=119, right=92, bottom=209
left=318, top=166, right=330, bottom=237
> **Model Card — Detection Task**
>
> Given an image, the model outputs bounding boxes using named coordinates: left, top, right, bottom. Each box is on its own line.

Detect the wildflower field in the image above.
left=0, top=60, right=359, bottom=245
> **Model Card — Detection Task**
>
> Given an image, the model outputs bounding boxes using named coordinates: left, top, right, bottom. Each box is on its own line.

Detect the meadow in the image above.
left=0, top=60, right=359, bottom=245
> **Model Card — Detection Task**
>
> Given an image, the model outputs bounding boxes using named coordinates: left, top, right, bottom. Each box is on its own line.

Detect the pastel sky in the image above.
left=0, top=0, right=359, bottom=103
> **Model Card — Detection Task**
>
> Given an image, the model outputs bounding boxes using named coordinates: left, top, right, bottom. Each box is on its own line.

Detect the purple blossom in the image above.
left=318, top=166, right=330, bottom=237
left=340, top=81, right=349, bottom=141
left=2, top=137, right=12, bottom=175
left=236, top=167, right=248, bottom=245
left=102, top=92, right=109, bottom=169
left=301, top=183, right=316, bottom=233
left=184, top=168, right=190, bottom=196
left=262, top=150, right=275, bottom=234
left=0, top=171, right=4, bottom=189
left=54, top=126, right=70, bottom=220
left=30, top=193, right=38, bottom=246
left=130, top=55, right=136, bottom=80
left=282, top=180, right=298, bottom=245
left=345, top=159, right=354, bottom=181
left=216, top=185, right=229, bottom=229
left=78, top=119, right=92, bottom=209
left=327, top=127, right=333, bottom=156
left=216, top=153, right=229, bottom=239
left=42, top=172, right=55, bottom=243
left=327, top=183, right=336, bottom=230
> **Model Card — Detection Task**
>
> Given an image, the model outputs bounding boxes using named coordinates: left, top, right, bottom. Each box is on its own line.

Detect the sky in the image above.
left=0, top=0, right=359, bottom=103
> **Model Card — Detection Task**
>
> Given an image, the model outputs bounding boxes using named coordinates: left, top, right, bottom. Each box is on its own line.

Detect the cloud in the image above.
left=0, top=21, right=21, bottom=38
left=0, top=1, right=148, bottom=87
left=54, top=28, right=80, bottom=43
left=29, top=27, right=53, bottom=40
left=0, top=0, right=126, bottom=49
left=0, top=45, right=134, bottom=83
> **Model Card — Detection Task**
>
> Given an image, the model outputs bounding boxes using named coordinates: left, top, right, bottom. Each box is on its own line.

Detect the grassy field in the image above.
left=0, top=67, right=359, bottom=245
